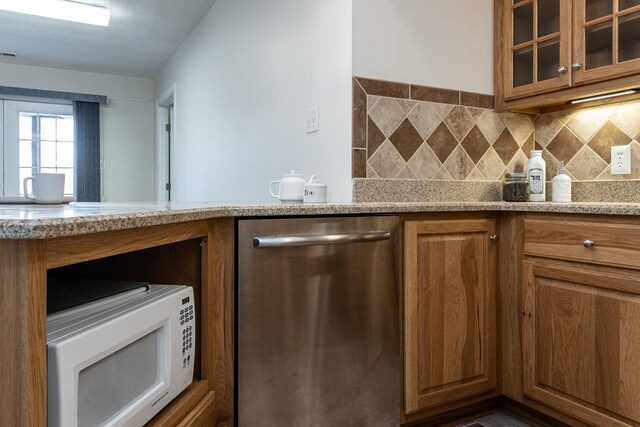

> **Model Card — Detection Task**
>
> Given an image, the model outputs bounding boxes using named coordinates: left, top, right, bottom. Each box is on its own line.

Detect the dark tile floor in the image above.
left=457, top=411, right=533, bottom=427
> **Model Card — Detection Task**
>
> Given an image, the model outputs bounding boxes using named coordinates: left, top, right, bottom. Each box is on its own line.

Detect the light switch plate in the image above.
left=611, top=145, right=631, bottom=175
left=306, top=107, right=319, bottom=134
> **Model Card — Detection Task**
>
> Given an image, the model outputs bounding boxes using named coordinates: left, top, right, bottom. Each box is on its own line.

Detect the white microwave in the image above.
left=47, top=284, right=196, bottom=427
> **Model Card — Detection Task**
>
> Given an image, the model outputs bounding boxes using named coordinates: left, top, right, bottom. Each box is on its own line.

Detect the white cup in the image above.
left=23, top=173, right=65, bottom=204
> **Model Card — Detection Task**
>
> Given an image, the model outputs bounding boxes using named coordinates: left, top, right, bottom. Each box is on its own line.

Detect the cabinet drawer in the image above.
left=524, top=218, right=640, bottom=269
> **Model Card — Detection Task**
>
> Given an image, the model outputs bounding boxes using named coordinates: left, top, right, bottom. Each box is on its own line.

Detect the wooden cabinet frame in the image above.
left=504, top=0, right=573, bottom=100
left=403, top=218, right=498, bottom=415
left=522, top=259, right=640, bottom=426
left=0, top=219, right=235, bottom=427
left=496, top=0, right=640, bottom=112
left=573, top=1, right=640, bottom=85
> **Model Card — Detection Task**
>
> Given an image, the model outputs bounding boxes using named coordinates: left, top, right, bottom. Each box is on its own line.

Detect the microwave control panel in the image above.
left=179, top=296, right=195, bottom=370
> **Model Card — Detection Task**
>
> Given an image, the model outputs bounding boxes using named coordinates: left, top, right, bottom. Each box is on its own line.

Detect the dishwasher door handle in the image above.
left=253, top=231, right=391, bottom=248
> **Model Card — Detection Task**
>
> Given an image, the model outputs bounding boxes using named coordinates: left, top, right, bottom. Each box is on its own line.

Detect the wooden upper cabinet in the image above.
left=523, top=260, right=640, bottom=426
left=496, top=0, right=640, bottom=110
left=573, top=0, right=640, bottom=84
left=403, top=219, right=498, bottom=415
left=505, top=0, right=573, bottom=100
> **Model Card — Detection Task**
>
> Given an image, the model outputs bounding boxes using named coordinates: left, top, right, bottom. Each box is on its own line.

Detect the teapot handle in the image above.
left=269, top=181, right=280, bottom=198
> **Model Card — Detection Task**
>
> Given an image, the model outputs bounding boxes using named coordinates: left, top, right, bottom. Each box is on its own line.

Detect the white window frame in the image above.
left=2, top=100, right=73, bottom=196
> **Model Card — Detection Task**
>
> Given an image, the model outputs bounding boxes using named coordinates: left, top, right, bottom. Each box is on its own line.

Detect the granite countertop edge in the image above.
left=2, top=201, right=640, bottom=239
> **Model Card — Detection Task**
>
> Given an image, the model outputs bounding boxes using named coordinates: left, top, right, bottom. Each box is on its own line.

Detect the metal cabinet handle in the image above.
left=254, top=231, right=391, bottom=248
left=583, top=240, right=596, bottom=248
left=572, top=62, right=582, bottom=70
left=558, top=66, right=568, bottom=74
left=490, top=235, right=499, bottom=242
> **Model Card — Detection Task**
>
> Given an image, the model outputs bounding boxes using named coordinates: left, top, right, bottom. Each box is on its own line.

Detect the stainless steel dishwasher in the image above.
left=237, top=215, right=400, bottom=426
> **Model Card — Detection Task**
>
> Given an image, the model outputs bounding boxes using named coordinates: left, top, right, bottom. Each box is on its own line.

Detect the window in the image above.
left=18, top=112, right=74, bottom=196
left=1, top=101, right=74, bottom=197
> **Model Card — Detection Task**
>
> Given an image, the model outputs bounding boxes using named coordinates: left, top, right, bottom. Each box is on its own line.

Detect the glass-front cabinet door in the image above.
left=506, top=0, right=572, bottom=99
left=573, top=0, right=640, bottom=84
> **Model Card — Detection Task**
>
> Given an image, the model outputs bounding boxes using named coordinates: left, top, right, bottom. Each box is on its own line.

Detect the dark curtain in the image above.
left=73, top=101, right=101, bottom=202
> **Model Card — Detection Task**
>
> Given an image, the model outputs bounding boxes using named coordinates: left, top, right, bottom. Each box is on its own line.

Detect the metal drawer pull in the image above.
left=254, top=231, right=391, bottom=248
left=583, top=240, right=596, bottom=248
left=490, top=235, right=499, bottom=242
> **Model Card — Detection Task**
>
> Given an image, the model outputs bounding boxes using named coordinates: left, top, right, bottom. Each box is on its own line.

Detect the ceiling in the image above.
left=0, top=0, right=217, bottom=78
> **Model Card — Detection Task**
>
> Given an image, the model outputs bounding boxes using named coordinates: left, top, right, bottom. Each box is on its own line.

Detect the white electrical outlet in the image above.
left=306, top=107, right=319, bottom=134
left=611, top=145, right=631, bottom=175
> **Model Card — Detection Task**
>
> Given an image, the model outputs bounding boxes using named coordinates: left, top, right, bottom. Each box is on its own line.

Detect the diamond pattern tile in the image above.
left=408, top=101, right=452, bottom=139
left=493, top=129, right=519, bottom=164
left=443, top=145, right=475, bottom=180
left=367, top=117, right=386, bottom=159
left=477, top=148, right=505, bottom=181
left=467, top=107, right=484, bottom=121
left=433, top=166, right=453, bottom=180
left=444, top=106, right=475, bottom=141
left=427, top=122, right=459, bottom=163
left=546, top=127, right=584, bottom=164
left=565, top=106, right=614, bottom=142
left=566, top=146, right=608, bottom=180
left=501, top=112, right=534, bottom=145
left=505, top=149, right=530, bottom=174
left=542, top=149, right=561, bottom=182
left=588, top=121, right=632, bottom=163
left=354, top=77, right=640, bottom=182
left=367, top=95, right=380, bottom=112
left=609, top=101, right=640, bottom=138
left=535, top=114, right=564, bottom=147
left=368, top=140, right=405, bottom=178
left=466, top=167, right=484, bottom=180
left=407, top=143, right=442, bottom=179
left=461, top=126, right=490, bottom=163
left=396, top=165, right=417, bottom=179
left=476, top=110, right=506, bottom=145
left=368, top=97, right=406, bottom=137
left=389, top=118, right=423, bottom=161
left=396, top=99, right=417, bottom=115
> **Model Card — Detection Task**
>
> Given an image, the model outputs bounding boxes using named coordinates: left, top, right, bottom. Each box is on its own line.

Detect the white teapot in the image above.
left=270, top=170, right=306, bottom=202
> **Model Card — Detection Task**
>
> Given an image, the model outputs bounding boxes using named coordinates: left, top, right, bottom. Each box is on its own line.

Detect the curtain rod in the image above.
left=0, top=85, right=108, bottom=104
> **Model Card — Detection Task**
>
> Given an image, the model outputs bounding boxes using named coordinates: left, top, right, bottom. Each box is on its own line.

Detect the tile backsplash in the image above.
left=352, top=76, right=640, bottom=182
left=535, top=103, right=640, bottom=181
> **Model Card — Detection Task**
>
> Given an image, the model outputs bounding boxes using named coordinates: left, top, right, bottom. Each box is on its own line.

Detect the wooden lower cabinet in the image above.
left=403, top=218, right=498, bottom=415
left=523, top=260, right=640, bottom=426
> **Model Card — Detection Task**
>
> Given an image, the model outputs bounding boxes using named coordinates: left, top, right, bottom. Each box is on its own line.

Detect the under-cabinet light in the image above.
left=570, top=90, right=638, bottom=105
left=0, top=0, right=110, bottom=27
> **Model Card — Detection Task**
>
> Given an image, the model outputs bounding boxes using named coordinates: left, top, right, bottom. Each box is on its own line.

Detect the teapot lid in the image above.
left=284, top=169, right=302, bottom=177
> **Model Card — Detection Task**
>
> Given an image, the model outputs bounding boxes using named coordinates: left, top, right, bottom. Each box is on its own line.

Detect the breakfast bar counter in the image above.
left=3, top=200, right=640, bottom=239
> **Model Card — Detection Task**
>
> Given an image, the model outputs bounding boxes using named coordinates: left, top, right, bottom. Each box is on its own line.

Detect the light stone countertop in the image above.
left=2, top=200, right=640, bottom=239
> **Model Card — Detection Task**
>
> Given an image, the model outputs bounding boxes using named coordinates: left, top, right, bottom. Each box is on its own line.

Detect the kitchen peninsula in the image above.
left=4, top=192, right=640, bottom=426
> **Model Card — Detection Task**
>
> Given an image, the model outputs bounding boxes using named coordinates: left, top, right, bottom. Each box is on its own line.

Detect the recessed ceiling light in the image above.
left=570, top=89, right=638, bottom=105
left=0, top=0, right=110, bottom=27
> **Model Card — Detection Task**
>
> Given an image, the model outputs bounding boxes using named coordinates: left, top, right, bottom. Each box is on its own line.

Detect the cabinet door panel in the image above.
left=523, top=261, right=640, bottom=426
left=505, top=0, right=572, bottom=99
left=573, top=0, right=640, bottom=84
left=404, top=219, right=497, bottom=415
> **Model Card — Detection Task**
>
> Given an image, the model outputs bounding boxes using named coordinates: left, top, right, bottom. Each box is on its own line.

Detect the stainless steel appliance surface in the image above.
left=238, top=215, right=400, bottom=426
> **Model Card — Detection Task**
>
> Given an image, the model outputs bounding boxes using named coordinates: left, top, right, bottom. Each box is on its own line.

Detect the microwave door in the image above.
left=48, top=319, right=172, bottom=427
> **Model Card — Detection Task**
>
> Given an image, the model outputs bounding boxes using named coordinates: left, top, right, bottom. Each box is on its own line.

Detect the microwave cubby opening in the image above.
left=46, top=238, right=206, bottom=417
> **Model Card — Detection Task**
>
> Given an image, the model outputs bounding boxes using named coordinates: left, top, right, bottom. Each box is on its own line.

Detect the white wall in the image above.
left=155, top=0, right=352, bottom=203
left=0, top=62, right=156, bottom=201
left=353, top=0, right=494, bottom=94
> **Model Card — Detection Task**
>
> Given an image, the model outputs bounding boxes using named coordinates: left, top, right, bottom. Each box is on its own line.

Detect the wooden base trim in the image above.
left=147, top=380, right=209, bottom=426
left=177, top=392, right=216, bottom=427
